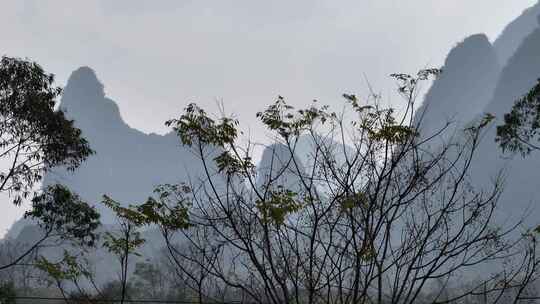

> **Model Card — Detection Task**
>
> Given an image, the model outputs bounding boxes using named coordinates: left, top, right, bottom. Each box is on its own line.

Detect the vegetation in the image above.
left=0, top=57, right=93, bottom=205
left=83, top=70, right=536, bottom=303
left=0, top=57, right=99, bottom=278
left=497, top=79, right=540, bottom=155
left=0, top=58, right=539, bottom=303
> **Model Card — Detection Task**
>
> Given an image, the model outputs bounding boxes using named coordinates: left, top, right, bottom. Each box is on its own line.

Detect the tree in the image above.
left=101, top=196, right=146, bottom=304
left=496, top=79, right=540, bottom=155
left=0, top=57, right=98, bottom=274
left=0, top=187, right=101, bottom=275
left=123, top=70, right=538, bottom=304
left=0, top=56, right=92, bottom=204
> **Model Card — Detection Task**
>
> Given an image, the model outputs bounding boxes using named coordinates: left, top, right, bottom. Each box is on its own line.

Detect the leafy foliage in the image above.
left=101, top=196, right=146, bottom=258
left=103, top=184, right=192, bottom=231
left=369, top=124, right=417, bottom=143
left=166, top=103, right=239, bottom=147
left=103, top=231, right=145, bottom=258
left=35, top=251, right=90, bottom=282
left=339, top=192, right=369, bottom=211
left=102, top=196, right=150, bottom=304
left=136, top=184, right=193, bottom=230
left=102, top=195, right=149, bottom=226
left=214, top=151, right=255, bottom=176
left=151, top=68, right=537, bottom=304
left=256, top=96, right=334, bottom=139
left=390, top=68, right=442, bottom=97
left=0, top=56, right=93, bottom=205
left=25, top=184, right=101, bottom=247
left=496, top=79, right=540, bottom=155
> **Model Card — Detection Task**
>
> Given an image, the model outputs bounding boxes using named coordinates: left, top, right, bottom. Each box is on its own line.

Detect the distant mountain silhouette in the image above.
left=485, top=26, right=540, bottom=116
left=411, top=1, right=540, bottom=227
left=415, top=34, right=500, bottom=143
left=493, top=1, right=540, bottom=64
left=468, top=20, right=540, bottom=224
left=257, top=142, right=307, bottom=195
left=3, top=1, right=540, bottom=290
left=3, top=67, right=218, bottom=284
left=294, top=134, right=355, bottom=169
left=40, top=67, right=206, bottom=224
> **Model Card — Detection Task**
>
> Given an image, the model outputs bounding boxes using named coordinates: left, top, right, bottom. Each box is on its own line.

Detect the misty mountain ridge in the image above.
left=49, top=67, right=207, bottom=225
left=414, top=33, right=500, bottom=143
left=4, top=3, right=540, bottom=237
left=5, top=66, right=207, bottom=240
left=493, top=1, right=540, bottom=64
left=469, top=17, right=540, bottom=222
left=2, top=67, right=221, bottom=284
left=3, top=2, right=540, bottom=294
left=419, top=10, right=540, bottom=226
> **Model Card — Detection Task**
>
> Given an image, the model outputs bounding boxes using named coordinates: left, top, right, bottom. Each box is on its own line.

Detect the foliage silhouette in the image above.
left=101, top=69, right=539, bottom=304
left=0, top=56, right=92, bottom=205
left=0, top=57, right=98, bottom=274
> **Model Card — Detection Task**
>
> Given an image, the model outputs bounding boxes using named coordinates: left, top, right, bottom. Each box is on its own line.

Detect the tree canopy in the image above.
left=497, top=79, right=540, bottom=155
left=0, top=57, right=99, bottom=274
left=0, top=56, right=93, bottom=205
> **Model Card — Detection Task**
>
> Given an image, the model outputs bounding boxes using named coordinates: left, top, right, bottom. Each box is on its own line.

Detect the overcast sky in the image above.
left=0, top=0, right=537, bottom=236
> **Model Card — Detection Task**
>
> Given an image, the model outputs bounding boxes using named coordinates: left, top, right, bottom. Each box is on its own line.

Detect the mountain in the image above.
left=3, top=2, right=540, bottom=292
left=5, top=66, right=211, bottom=239
left=415, top=34, right=500, bottom=142
left=42, top=67, right=205, bottom=224
left=469, top=21, right=540, bottom=224
left=493, top=1, right=540, bottom=65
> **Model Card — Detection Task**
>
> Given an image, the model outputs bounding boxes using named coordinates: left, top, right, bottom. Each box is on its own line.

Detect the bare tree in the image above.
left=121, top=70, right=539, bottom=304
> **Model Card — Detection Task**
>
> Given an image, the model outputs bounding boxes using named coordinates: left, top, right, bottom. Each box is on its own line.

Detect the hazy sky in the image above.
left=0, top=0, right=537, bottom=236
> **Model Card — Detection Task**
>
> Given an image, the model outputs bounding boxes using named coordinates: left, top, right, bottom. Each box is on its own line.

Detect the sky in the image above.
left=0, top=0, right=537, bottom=236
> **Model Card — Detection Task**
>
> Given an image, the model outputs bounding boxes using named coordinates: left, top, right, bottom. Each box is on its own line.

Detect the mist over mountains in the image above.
left=46, top=67, right=206, bottom=224
left=417, top=4, right=540, bottom=224
left=414, top=34, right=501, bottom=141
left=472, top=18, right=540, bottom=221
left=4, top=1, right=540, bottom=235
left=3, top=2, right=540, bottom=296
left=493, top=1, right=540, bottom=64
left=5, top=67, right=211, bottom=239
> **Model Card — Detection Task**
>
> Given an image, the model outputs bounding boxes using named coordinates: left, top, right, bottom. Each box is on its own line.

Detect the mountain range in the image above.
left=3, top=0, right=540, bottom=289
left=416, top=1, right=540, bottom=226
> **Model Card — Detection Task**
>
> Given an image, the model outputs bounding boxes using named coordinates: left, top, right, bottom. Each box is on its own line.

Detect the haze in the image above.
left=0, top=0, right=537, bottom=236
